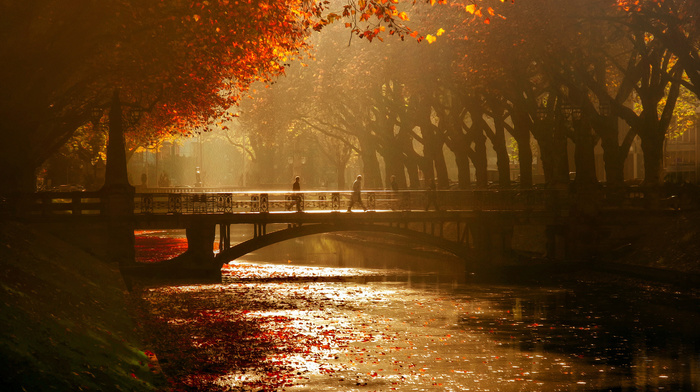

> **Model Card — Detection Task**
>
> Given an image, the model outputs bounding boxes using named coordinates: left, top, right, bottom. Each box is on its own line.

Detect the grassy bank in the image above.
left=0, top=220, right=165, bottom=391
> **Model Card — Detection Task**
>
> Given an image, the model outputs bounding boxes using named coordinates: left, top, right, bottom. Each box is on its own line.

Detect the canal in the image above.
left=133, top=227, right=700, bottom=391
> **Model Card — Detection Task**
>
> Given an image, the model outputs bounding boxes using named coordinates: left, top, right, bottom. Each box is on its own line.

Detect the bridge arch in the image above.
left=215, top=223, right=470, bottom=264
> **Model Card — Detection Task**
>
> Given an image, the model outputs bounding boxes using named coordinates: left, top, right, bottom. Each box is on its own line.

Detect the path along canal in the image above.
left=133, top=227, right=700, bottom=391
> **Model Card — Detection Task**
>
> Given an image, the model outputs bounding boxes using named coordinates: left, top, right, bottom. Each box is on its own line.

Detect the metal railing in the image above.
left=6, top=191, right=104, bottom=217
left=4, top=186, right=693, bottom=218
left=133, top=189, right=566, bottom=214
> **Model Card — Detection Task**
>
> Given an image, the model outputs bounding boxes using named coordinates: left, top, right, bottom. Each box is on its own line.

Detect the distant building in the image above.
left=664, top=115, right=700, bottom=183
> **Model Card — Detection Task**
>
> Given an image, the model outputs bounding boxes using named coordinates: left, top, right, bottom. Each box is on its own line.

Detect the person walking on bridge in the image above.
left=287, top=176, right=302, bottom=212
left=347, top=175, right=366, bottom=212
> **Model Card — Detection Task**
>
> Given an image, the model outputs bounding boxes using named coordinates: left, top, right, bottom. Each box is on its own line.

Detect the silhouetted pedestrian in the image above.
left=287, top=176, right=302, bottom=212
left=390, top=175, right=398, bottom=192
left=347, top=175, right=366, bottom=212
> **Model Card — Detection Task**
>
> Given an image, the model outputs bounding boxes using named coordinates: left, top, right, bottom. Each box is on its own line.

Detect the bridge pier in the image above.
left=161, top=219, right=219, bottom=276
left=546, top=225, right=567, bottom=261
left=184, top=220, right=217, bottom=267
left=470, top=221, right=513, bottom=266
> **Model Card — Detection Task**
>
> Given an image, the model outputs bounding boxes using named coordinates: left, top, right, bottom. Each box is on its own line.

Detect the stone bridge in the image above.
left=3, top=187, right=682, bottom=280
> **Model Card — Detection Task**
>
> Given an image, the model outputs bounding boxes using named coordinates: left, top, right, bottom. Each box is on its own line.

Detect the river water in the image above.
left=134, top=227, right=700, bottom=391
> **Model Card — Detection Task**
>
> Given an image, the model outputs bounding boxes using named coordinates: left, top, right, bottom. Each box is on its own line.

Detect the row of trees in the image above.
left=226, top=0, right=699, bottom=191
left=1, top=0, right=430, bottom=192
left=2, top=1, right=698, bottom=193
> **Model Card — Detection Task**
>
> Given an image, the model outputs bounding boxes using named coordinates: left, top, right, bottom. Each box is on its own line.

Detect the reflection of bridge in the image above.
left=6, top=187, right=682, bottom=278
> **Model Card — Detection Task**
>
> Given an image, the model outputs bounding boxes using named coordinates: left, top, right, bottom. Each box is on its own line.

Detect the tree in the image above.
left=1, top=0, right=440, bottom=193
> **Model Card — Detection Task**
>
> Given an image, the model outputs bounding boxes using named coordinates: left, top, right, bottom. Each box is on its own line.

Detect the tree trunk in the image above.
left=552, top=117, right=570, bottom=186
left=472, top=131, right=488, bottom=188
left=433, top=145, right=449, bottom=189
left=454, top=147, right=472, bottom=189
left=358, top=136, right=382, bottom=189
left=600, top=134, right=625, bottom=187
left=420, top=121, right=449, bottom=189
left=572, top=119, right=598, bottom=188
left=514, top=133, right=533, bottom=189
left=640, top=130, right=665, bottom=186
left=537, top=136, right=554, bottom=186
left=336, top=161, right=347, bottom=190
left=405, top=158, right=421, bottom=189
left=492, top=117, right=511, bottom=188
left=510, top=114, right=533, bottom=189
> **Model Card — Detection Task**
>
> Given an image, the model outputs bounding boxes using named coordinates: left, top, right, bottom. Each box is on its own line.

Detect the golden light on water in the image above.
left=138, top=258, right=699, bottom=391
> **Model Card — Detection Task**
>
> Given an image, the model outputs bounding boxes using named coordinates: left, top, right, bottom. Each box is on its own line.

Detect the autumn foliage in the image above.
left=0, top=0, right=431, bottom=192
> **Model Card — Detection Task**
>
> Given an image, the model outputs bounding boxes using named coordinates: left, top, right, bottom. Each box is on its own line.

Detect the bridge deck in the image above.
left=5, top=187, right=674, bottom=230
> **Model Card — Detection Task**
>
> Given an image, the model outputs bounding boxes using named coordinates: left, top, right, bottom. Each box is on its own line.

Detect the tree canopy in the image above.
left=3, top=0, right=699, bottom=192
left=0, top=0, right=440, bottom=191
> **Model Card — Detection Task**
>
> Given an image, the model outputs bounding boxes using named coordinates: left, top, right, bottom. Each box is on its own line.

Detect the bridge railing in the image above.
left=5, top=191, right=104, bottom=217
left=7, top=186, right=692, bottom=219
left=134, top=191, right=391, bottom=214
left=132, top=189, right=570, bottom=215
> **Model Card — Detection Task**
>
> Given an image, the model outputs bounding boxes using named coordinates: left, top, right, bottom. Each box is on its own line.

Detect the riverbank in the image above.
left=0, top=220, right=165, bottom=391
left=612, top=210, right=700, bottom=274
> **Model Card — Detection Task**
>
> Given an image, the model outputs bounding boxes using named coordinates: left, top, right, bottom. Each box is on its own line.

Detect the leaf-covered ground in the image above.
left=0, top=221, right=165, bottom=391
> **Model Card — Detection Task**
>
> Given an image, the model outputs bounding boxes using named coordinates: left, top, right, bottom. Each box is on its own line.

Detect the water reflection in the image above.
left=135, top=228, right=700, bottom=391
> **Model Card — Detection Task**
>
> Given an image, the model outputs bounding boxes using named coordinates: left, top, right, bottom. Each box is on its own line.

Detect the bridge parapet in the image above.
left=6, top=191, right=104, bottom=217
left=5, top=186, right=691, bottom=219
left=132, top=189, right=571, bottom=215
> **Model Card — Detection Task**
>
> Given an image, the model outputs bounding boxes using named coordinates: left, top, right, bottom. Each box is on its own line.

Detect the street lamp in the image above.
left=126, top=107, right=144, bottom=129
